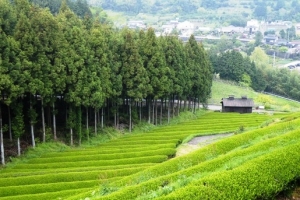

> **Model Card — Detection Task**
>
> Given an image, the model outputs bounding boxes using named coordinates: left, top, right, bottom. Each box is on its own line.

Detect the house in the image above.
left=127, top=20, right=146, bottom=29
left=220, top=26, right=244, bottom=35
left=177, top=21, right=194, bottom=37
left=264, top=34, right=278, bottom=44
left=221, top=95, right=254, bottom=113
left=162, top=24, right=176, bottom=35
left=246, top=19, right=260, bottom=34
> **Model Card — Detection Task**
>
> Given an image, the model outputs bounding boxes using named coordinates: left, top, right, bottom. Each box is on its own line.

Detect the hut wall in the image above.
left=222, top=106, right=252, bottom=113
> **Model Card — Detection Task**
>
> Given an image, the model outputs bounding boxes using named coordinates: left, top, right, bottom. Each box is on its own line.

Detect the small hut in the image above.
left=221, top=95, right=254, bottom=113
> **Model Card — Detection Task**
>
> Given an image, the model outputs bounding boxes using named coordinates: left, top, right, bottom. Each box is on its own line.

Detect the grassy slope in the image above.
left=209, top=79, right=300, bottom=111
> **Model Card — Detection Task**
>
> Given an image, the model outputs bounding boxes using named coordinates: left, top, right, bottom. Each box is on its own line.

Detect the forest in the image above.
left=89, top=0, right=300, bottom=22
left=0, top=0, right=213, bottom=165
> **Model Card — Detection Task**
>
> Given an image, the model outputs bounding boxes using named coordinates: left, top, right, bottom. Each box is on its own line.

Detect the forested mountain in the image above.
left=29, top=0, right=92, bottom=17
left=0, top=0, right=212, bottom=165
left=88, top=0, right=300, bottom=21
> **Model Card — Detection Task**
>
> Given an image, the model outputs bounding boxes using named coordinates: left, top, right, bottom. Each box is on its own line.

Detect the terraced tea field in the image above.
left=0, top=111, right=295, bottom=199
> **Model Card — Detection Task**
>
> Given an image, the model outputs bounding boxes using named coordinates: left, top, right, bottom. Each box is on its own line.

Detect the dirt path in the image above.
left=176, top=133, right=233, bottom=157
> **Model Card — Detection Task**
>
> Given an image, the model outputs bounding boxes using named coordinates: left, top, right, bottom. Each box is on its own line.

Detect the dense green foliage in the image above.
left=0, top=0, right=213, bottom=164
left=29, top=0, right=92, bottom=17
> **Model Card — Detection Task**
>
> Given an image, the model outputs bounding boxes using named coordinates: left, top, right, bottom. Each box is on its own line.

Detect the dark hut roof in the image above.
left=222, top=97, right=254, bottom=107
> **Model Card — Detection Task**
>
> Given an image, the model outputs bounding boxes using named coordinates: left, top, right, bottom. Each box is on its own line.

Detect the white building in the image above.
left=177, top=21, right=195, bottom=37
left=246, top=19, right=260, bottom=34
left=127, top=20, right=146, bottom=29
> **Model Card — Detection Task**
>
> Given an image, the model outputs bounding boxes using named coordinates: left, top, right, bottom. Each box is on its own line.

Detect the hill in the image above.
left=88, top=0, right=300, bottom=26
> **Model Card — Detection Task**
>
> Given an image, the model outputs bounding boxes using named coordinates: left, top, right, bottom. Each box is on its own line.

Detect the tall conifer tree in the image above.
left=120, top=29, right=149, bottom=132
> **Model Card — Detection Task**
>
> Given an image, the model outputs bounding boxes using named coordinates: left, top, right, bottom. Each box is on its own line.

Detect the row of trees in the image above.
left=210, top=50, right=267, bottom=91
left=0, top=0, right=213, bottom=165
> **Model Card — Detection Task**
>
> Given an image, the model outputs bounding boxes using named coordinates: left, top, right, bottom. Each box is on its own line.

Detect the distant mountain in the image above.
left=87, top=0, right=300, bottom=22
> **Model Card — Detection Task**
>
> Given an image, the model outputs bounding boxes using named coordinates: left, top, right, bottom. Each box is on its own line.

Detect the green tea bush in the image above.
left=0, top=163, right=155, bottom=178
left=86, top=128, right=300, bottom=200
left=161, top=141, right=300, bottom=200
left=95, top=118, right=300, bottom=189
left=26, top=149, right=176, bottom=164
left=10, top=155, right=168, bottom=169
left=0, top=166, right=149, bottom=188
left=0, top=180, right=98, bottom=197
left=0, top=188, right=90, bottom=200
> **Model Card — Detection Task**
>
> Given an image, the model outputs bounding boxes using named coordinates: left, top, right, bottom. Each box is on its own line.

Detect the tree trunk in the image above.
left=17, top=137, right=21, bottom=156
left=168, top=97, right=170, bottom=124
left=160, top=98, right=163, bottom=125
left=114, top=103, right=117, bottom=128
left=148, top=98, right=151, bottom=124
left=129, top=99, right=132, bottom=133
left=47, top=105, right=51, bottom=128
left=41, top=98, right=46, bottom=142
left=70, top=127, right=73, bottom=146
left=78, top=106, right=82, bottom=146
left=94, top=108, right=97, bottom=136
left=178, top=98, right=180, bottom=116
left=0, top=105, right=5, bottom=165
left=155, top=99, right=157, bottom=125
left=86, top=107, right=89, bottom=141
left=53, top=102, right=57, bottom=140
left=152, top=99, right=155, bottom=125
left=172, top=95, right=175, bottom=119
left=117, top=106, right=119, bottom=129
left=68, top=106, right=74, bottom=146
left=101, top=107, right=104, bottom=129
left=139, top=100, right=142, bottom=122
left=30, top=102, right=36, bottom=148
left=30, top=124, right=35, bottom=148
left=8, top=106, right=12, bottom=142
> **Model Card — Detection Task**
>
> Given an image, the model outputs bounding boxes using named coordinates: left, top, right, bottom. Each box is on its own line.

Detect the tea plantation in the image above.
left=1, top=111, right=299, bottom=199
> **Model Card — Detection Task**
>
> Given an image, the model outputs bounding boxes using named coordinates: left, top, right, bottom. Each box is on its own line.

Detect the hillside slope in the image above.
left=88, top=0, right=300, bottom=24
left=209, top=79, right=300, bottom=112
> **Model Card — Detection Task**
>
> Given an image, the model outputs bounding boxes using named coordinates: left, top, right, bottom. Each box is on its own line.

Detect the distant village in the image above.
left=127, top=19, right=300, bottom=47
left=127, top=19, right=300, bottom=72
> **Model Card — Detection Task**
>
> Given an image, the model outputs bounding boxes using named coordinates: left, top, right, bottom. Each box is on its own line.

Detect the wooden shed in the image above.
left=221, top=95, right=254, bottom=113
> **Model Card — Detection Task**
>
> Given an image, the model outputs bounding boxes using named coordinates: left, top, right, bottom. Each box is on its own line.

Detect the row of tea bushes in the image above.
left=160, top=140, right=300, bottom=199
left=95, top=127, right=300, bottom=200
left=0, top=166, right=152, bottom=187
left=72, top=117, right=299, bottom=199
left=25, top=148, right=176, bottom=164
left=105, top=117, right=300, bottom=187
left=10, top=155, right=168, bottom=170
left=0, top=163, right=155, bottom=178
left=0, top=188, right=92, bottom=200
